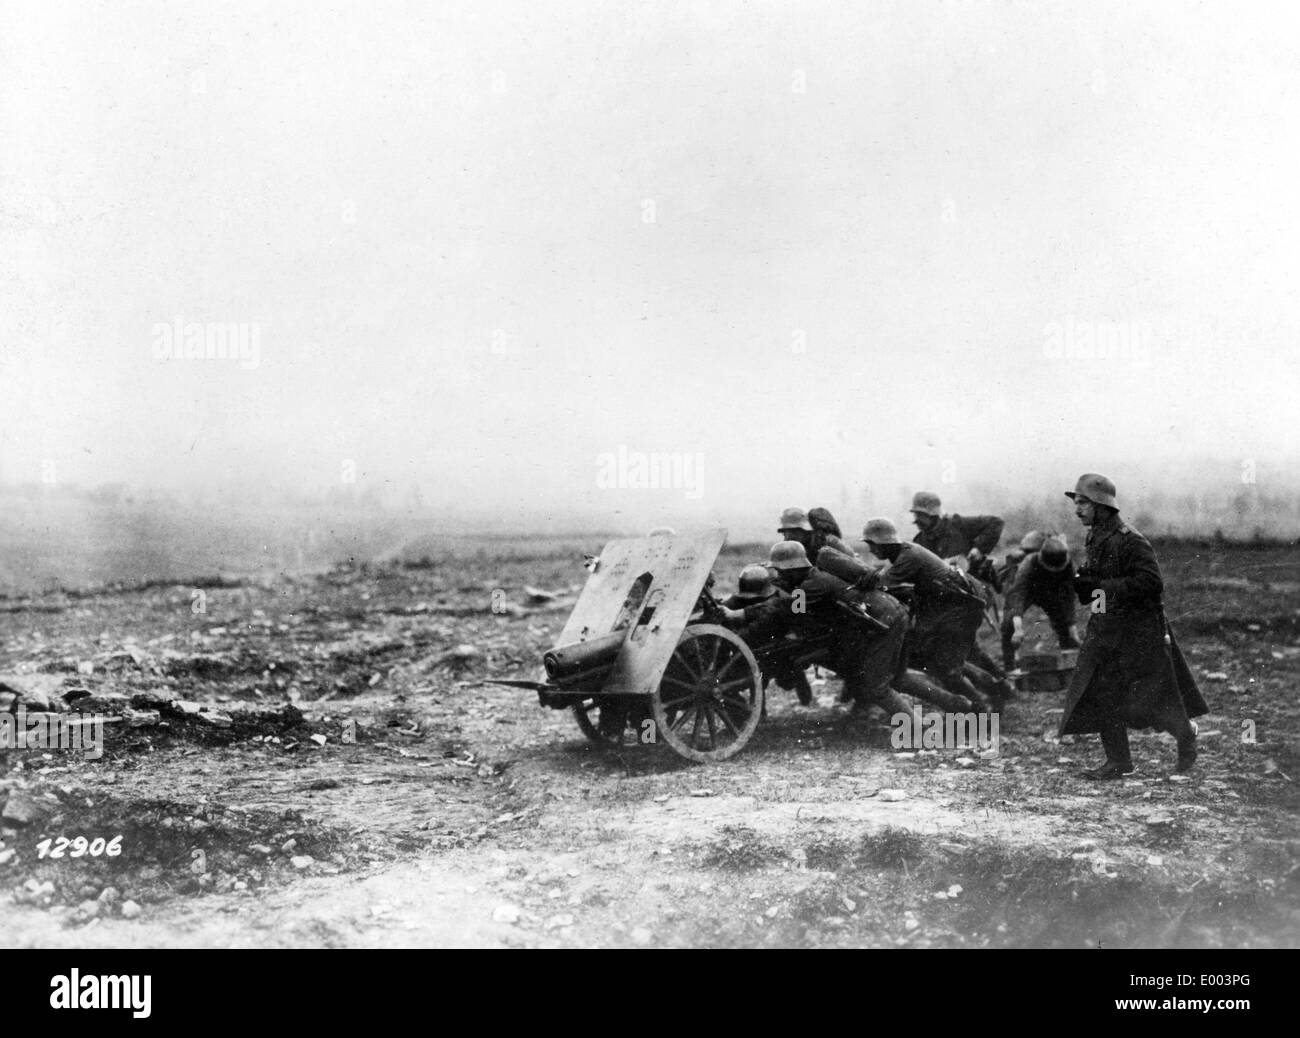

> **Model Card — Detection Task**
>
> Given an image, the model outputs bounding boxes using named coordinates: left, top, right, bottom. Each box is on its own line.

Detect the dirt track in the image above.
left=2, top=539, right=1298, bottom=947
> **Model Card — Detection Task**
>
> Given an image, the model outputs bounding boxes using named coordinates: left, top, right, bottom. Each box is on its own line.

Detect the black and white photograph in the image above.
left=1, top=0, right=1296, bottom=981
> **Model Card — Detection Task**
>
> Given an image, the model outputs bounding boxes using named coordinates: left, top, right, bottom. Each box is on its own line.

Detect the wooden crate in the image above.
left=1016, top=669, right=1073, bottom=692
left=1020, top=648, right=1079, bottom=672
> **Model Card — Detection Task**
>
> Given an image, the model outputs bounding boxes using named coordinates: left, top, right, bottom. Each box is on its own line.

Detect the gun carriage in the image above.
left=485, top=528, right=866, bottom=763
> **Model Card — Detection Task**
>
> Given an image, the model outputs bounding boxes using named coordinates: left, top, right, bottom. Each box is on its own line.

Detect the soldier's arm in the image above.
left=877, top=552, right=918, bottom=588
left=740, top=594, right=794, bottom=642
left=957, top=514, right=1005, bottom=556
left=1099, top=534, right=1163, bottom=605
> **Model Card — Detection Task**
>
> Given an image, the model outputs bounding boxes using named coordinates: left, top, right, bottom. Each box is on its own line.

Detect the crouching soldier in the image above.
left=1002, top=535, right=1080, bottom=672
left=723, top=564, right=812, bottom=706
left=858, top=518, right=998, bottom=709
left=721, top=542, right=910, bottom=715
left=1060, top=474, right=1207, bottom=779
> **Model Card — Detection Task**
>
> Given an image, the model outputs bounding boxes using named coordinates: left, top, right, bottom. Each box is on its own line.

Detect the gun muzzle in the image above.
left=542, top=631, right=626, bottom=684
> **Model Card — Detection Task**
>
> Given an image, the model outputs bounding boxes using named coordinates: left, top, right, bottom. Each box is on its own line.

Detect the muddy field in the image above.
left=1, top=537, right=1297, bottom=948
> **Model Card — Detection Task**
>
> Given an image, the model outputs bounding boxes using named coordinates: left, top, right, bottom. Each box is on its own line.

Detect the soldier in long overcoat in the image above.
left=1058, top=474, right=1207, bottom=779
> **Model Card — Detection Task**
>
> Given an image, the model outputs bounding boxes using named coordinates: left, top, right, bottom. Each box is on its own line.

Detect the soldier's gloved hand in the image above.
left=720, top=607, right=745, bottom=623
left=967, top=547, right=984, bottom=563
left=1073, top=574, right=1100, bottom=604
left=1010, top=618, right=1025, bottom=647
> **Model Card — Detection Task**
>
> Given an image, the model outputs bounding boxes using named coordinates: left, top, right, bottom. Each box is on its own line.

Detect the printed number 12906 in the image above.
left=36, top=836, right=124, bottom=859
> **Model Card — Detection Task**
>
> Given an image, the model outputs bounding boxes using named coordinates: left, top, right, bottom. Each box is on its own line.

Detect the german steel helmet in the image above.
left=860, top=517, right=901, bottom=545
left=734, top=564, right=775, bottom=600
left=909, top=491, right=942, bottom=516
left=1039, top=537, right=1071, bottom=572
left=1019, top=530, right=1046, bottom=552
left=778, top=506, right=813, bottom=531
left=769, top=540, right=812, bottom=570
left=1065, top=473, right=1118, bottom=509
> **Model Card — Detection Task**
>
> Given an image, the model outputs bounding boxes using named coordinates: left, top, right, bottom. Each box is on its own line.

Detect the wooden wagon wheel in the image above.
left=572, top=696, right=632, bottom=746
left=651, top=624, right=763, bottom=763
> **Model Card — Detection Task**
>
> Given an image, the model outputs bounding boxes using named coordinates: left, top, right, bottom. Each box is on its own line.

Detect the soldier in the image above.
left=857, top=518, right=995, bottom=708
left=1001, top=534, right=1080, bottom=671
left=999, top=530, right=1045, bottom=591
left=1059, top=474, right=1207, bottom=779
left=721, top=542, right=910, bottom=714
left=908, top=491, right=1010, bottom=684
left=722, top=563, right=813, bottom=706
left=779, top=506, right=857, bottom=560
left=908, top=491, right=1005, bottom=575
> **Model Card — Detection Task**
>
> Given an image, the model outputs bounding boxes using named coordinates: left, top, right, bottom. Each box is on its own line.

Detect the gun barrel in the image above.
left=542, top=631, right=626, bottom=683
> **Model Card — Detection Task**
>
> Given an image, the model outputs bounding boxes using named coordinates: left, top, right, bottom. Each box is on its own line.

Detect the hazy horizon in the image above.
left=4, top=0, right=1299, bottom=537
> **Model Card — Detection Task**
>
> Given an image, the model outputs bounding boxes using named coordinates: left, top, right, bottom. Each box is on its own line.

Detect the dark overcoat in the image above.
left=1059, top=515, right=1208, bottom=736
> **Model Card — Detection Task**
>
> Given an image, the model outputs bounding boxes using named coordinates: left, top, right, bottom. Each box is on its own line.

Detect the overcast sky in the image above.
left=3, top=0, right=1298, bottom=533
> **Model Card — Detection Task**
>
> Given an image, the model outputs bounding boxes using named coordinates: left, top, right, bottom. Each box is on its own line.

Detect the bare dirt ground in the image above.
left=2, top=538, right=1298, bottom=948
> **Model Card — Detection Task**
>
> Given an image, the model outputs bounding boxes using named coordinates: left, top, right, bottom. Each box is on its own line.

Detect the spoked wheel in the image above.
left=651, top=624, right=763, bottom=763
left=572, top=696, right=635, bottom=746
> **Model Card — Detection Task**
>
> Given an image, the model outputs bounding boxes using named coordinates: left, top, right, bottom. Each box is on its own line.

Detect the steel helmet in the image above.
left=909, top=491, right=942, bottom=516
left=778, top=507, right=813, bottom=531
left=860, top=517, right=901, bottom=545
left=1020, top=530, right=1046, bottom=552
left=734, top=564, right=776, bottom=600
left=1039, top=537, right=1071, bottom=572
left=1065, top=473, right=1118, bottom=509
left=769, top=540, right=812, bottom=570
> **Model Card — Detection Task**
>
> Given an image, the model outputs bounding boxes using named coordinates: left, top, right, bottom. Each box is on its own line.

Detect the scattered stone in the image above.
left=76, top=693, right=129, bottom=713
left=544, top=913, right=576, bottom=931
left=2, top=792, right=42, bottom=826
left=124, top=709, right=161, bottom=728
left=492, top=903, right=521, bottom=924
left=280, top=839, right=297, bottom=853
left=130, top=689, right=177, bottom=709
left=878, top=789, right=908, bottom=802
left=120, top=900, right=141, bottom=919
left=98, top=887, right=121, bottom=905
left=629, top=926, right=653, bottom=946
left=688, top=789, right=715, bottom=798
left=290, top=855, right=314, bottom=870
left=1146, top=812, right=1176, bottom=828
left=0, top=849, right=14, bottom=866
left=1202, top=671, right=1229, bottom=682
left=310, top=734, right=327, bottom=747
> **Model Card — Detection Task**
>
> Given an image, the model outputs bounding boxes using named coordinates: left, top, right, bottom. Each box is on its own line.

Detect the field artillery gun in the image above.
left=484, top=528, right=873, bottom=763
